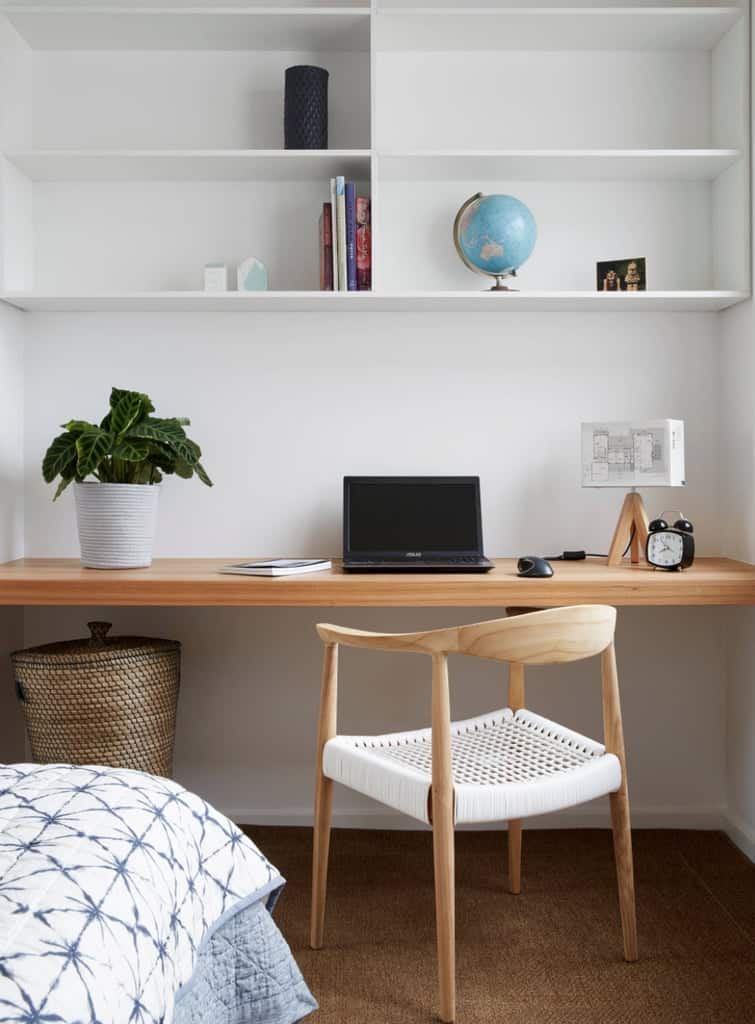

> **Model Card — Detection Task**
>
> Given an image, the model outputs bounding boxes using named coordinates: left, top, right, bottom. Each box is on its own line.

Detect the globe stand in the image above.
left=490, top=272, right=518, bottom=292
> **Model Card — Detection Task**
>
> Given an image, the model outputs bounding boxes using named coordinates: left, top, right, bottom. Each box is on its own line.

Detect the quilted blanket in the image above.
left=0, top=764, right=316, bottom=1024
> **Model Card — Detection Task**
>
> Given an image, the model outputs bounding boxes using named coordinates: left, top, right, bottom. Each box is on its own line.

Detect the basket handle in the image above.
left=87, top=621, right=112, bottom=648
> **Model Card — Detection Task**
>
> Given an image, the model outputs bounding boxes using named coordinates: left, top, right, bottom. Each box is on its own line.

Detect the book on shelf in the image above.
left=335, top=176, right=347, bottom=292
left=319, top=202, right=333, bottom=291
left=329, top=178, right=339, bottom=291
left=356, top=196, right=371, bottom=291
left=322, top=180, right=371, bottom=292
left=221, top=558, right=332, bottom=577
left=346, top=182, right=357, bottom=291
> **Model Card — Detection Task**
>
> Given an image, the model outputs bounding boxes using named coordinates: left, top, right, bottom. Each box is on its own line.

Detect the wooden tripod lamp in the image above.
left=581, top=421, right=686, bottom=567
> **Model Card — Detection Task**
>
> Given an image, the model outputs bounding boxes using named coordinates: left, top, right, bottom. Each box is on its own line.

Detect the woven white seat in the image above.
left=323, top=707, right=621, bottom=825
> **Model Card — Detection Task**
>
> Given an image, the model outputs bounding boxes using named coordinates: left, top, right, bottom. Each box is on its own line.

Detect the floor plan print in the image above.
left=581, top=421, right=686, bottom=488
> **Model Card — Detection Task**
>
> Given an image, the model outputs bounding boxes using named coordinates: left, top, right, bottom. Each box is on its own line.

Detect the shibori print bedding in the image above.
left=0, top=764, right=317, bottom=1024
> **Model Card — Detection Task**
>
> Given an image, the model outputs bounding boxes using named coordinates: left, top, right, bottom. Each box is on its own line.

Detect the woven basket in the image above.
left=12, top=621, right=181, bottom=777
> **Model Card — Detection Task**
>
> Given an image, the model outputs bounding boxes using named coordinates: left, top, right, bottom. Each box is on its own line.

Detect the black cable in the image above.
left=621, top=524, right=636, bottom=559
left=546, top=524, right=639, bottom=563
left=546, top=550, right=608, bottom=561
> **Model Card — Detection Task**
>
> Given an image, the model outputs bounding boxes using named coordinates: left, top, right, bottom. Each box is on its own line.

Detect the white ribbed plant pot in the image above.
left=74, top=482, right=160, bottom=569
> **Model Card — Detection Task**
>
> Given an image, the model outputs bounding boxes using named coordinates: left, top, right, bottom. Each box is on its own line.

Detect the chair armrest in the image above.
left=316, top=623, right=456, bottom=655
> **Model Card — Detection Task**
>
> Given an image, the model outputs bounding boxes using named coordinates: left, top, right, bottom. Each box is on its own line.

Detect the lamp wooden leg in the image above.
left=310, top=643, right=338, bottom=950
left=608, top=492, right=650, bottom=566
left=610, top=790, right=638, bottom=962
left=432, top=654, right=456, bottom=1023
left=607, top=493, right=635, bottom=566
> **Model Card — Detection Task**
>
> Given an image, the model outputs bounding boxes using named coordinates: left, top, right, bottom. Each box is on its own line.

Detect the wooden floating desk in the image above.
left=0, top=557, right=752, bottom=607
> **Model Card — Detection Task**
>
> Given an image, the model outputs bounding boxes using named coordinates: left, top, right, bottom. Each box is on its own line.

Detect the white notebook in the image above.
left=220, top=558, right=331, bottom=577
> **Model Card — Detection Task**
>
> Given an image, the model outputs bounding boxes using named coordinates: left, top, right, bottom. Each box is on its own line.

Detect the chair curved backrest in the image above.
left=317, top=605, right=616, bottom=665
left=456, top=605, right=616, bottom=665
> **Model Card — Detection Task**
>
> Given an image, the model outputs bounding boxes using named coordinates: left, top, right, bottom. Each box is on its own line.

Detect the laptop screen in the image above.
left=344, top=477, right=483, bottom=555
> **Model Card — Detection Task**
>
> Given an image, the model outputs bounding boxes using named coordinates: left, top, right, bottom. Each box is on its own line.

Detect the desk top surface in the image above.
left=0, top=557, right=752, bottom=607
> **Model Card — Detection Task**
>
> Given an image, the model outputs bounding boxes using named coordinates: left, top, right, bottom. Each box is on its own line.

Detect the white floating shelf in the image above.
left=0, top=5, right=370, bottom=50
left=0, top=290, right=748, bottom=313
left=5, top=149, right=372, bottom=182
left=378, top=149, right=742, bottom=182
left=373, top=6, right=743, bottom=51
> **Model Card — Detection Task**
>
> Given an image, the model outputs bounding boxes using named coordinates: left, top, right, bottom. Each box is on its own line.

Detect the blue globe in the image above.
left=454, top=193, right=537, bottom=281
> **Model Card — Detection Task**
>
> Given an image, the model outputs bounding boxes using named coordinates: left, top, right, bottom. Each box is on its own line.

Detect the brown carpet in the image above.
left=243, top=827, right=755, bottom=1024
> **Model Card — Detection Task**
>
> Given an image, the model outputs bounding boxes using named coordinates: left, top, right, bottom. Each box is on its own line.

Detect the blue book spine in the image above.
left=345, top=182, right=357, bottom=291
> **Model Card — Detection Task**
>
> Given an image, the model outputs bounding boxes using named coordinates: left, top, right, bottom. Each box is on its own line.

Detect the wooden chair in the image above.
left=310, top=605, right=637, bottom=1023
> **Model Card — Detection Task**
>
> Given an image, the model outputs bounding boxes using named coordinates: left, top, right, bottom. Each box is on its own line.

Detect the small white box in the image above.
left=581, top=420, right=685, bottom=488
left=203, top=263, right=228, bottom=292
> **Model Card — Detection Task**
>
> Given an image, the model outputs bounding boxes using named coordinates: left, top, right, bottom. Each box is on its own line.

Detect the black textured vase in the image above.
left=284, top=65, right=329, bottom=149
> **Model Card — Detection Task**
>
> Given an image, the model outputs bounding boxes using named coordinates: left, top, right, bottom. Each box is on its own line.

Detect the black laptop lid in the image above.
left=343, top=477, right=484, bottom=558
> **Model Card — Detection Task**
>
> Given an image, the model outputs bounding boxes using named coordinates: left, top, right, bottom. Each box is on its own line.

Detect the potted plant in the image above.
left=42, top=387, right=212, bottom=569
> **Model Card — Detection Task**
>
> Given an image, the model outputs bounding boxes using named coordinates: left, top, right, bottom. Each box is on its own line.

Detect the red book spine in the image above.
left=320, top=202, right=334, bottom=290
left=356, top=197, right=371, bottom=291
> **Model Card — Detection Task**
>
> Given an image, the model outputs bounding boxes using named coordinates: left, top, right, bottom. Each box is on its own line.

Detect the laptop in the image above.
left=342, top=476, right=494, bottom=572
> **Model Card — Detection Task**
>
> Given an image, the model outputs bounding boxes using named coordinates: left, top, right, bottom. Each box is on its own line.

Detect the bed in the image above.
left=0, top=763, right=317, bottom=1024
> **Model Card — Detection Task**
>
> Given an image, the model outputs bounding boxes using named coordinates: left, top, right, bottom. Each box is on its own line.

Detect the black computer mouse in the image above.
left=517, top=556, right=554, bottom=578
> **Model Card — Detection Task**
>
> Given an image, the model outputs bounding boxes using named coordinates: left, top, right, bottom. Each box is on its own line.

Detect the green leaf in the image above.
left=194, top=461, right=213, bottom=487
left=62, top=420, right=96, bottom=436
left=76, top=429, right=113, bottom=478
left=110, top=392, right=144, bottom=436
left=53, top=476, right=74, bottom=501
left=146, top=444, right=177, bottom=474
left=128, top=421, right=199, bottom=465
left=110, top=387, right=154, bottom=416
left=42, top=432, right=78, bottom=483
left=112, top=440, right=150, bottom=462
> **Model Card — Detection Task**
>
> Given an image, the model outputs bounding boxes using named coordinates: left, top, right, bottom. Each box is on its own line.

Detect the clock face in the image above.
left=648, top=530, right=684, bottom=567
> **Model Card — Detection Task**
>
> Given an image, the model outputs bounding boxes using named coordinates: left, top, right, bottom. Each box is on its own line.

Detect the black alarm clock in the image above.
left=646, top=512, right=695, bottom=571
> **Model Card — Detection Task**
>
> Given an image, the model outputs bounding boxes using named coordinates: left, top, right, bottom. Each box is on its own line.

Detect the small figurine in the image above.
left=237, top=257, right=268, bottom=291
left=624, top=260, right=641, bottom=291
left=602, top=268, right=620, bottom=291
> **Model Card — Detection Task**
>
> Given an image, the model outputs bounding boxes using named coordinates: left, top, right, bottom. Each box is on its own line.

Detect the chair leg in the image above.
left=505, top=659, right=525, bottom=896
left=310, top=642, right=338, bottom=950
left=431, top=653, right=456, bottom=1023
left=433, top=808, right=456, bottom=1023
left=310, top=770, right=333, bottom=949
left=507, top=819, right=522, bottom=894
left=609, top=789, right=638, bottom=962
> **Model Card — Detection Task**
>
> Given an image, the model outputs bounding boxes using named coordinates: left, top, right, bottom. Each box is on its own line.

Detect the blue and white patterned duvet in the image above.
left=0, top=764, right=316, bottom=1024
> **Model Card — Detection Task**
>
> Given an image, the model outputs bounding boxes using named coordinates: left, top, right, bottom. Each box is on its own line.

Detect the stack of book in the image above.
left=319, top=177, right=371, bottom=291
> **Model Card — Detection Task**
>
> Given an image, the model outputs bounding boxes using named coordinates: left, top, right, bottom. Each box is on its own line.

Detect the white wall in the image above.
left=19, top=310, right=728, bottom=828
left=709, top=7, right=755, bottom=861
left=0, top=300, right=25, bottom=762
left=719, top=270, right=755, bottom=861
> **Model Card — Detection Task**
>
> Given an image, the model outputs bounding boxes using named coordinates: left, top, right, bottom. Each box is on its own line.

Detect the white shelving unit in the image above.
left=372, top=5, right=743, bottom=50
left=0, top=0, right=749, bottom=311
left=378, top=150, right=743, bottom=182
left=0, top=289, right=747, bottom=312
left=6, top=149, right=372, bottom=182
left=0, top=6, right=371, bottom=50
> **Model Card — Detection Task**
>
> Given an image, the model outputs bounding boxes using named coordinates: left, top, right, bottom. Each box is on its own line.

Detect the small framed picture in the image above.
left=597, top=257, right=646, bottom=292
